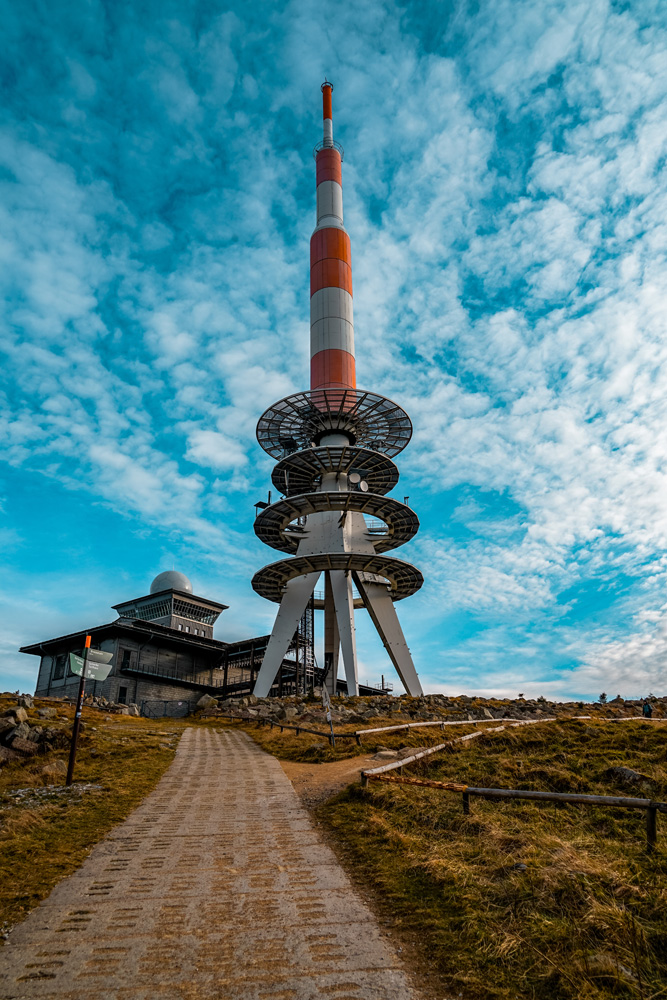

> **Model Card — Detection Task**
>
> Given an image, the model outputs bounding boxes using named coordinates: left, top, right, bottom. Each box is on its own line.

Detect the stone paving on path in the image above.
left=0, top=727, right=423, bottom=1000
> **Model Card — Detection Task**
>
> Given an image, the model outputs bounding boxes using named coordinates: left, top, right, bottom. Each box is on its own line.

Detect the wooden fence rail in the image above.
left=362, top=718, right=559, bottom=777
left=214, top=710, right=666, bottom=750
left=215, top=711, right=565, bottom=746
left=361, top=771, right=667, bottom=850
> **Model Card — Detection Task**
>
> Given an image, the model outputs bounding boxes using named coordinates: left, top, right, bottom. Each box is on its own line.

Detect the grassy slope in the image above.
left=239, top=715, right=667, bottom=999
left=0, top=698, right=185, bottom=929
left=319, top=720, right=667, bottom=999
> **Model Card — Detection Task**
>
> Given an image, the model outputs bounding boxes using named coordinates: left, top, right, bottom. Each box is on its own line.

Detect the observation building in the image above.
left=21, top=570, right=381, bottom=714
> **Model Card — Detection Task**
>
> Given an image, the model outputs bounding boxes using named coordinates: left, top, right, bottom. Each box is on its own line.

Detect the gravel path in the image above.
left=0, top=727, right=421, bottom=999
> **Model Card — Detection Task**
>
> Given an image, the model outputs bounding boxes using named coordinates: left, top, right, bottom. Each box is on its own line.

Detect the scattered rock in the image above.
left=396, top=746, right=429, bottom=759
left=18, top=695, right=34, bottom=709
left=605, top=766, right=651, bottom=786
left=581, top=952, right=637, bottom=983
left=197, top=694, right=218, bottom=710
left=11, top=722, right=32, bottom=742
left=0, top=718, right=16, bottom=742
left=37, top=708, right=57, bottom=720
left=0, top=746, right=20, bottom=766
left=9, top=737, right=39, bottom=757
left=4, top=707, right=28, bottom=724
left=128, top=704, right=140, bottom=717
left=372, top=750, right=399, bottom=761
left=41, top=759, right=67, bottom=783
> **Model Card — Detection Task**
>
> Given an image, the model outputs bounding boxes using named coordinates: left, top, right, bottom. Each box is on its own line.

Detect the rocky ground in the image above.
left=199, top=690, right=666, bottom=726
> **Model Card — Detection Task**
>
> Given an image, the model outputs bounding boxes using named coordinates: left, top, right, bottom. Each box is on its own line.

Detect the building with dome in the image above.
left=21, top=571, right=320, bottom=715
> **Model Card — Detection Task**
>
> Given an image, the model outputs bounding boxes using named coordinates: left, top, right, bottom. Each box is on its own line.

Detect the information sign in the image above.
left=69, top=652, right=113, bottom=682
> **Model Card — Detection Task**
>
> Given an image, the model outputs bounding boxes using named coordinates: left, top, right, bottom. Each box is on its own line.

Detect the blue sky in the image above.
left=2, top=0, right=667, bottom=700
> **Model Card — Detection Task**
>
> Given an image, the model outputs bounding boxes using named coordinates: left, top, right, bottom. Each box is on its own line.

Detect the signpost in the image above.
left=65, top=638, right=113, bottom=786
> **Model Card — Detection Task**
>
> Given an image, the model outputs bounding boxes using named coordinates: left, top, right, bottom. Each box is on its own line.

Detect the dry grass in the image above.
left=316, top=719, right=667, bottom=999
left=0, top=696, right=185, bottom=929
left=235, top=714, right=487, bottom=762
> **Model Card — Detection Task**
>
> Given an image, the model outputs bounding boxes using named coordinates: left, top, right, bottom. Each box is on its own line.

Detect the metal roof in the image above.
left=111, top=588, right=229, bottom=612
left=19, top=617, right=231, bottom=657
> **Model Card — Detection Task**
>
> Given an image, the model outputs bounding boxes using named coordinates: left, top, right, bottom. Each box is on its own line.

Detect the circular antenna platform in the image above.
left=271, top=445, right=399, bottom=497
left=257, top=389, right=412, bottom=459
left=254, top=491, right=419, bottom=554
left=252, top=552, right=423, bottom=604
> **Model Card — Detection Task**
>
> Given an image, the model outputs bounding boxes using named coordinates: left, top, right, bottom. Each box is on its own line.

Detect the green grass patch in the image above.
left=318, top=720, right=667, bottom=999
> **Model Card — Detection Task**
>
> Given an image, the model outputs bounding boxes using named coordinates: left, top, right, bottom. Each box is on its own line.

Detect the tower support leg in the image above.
left=253, top=572, right=320, bottom=698
left=331, top=570, right=359, bottom=697
left=323, top=571, right=339, bottom=697
left=353, top=574, right=423, bottom=696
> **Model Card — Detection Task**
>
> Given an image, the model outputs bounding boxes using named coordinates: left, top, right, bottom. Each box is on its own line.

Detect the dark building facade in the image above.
left=21, top=571, right=313, bottom=714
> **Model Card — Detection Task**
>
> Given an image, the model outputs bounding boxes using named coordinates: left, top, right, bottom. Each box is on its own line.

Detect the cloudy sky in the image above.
left=2, top=0, right=667, bottom=700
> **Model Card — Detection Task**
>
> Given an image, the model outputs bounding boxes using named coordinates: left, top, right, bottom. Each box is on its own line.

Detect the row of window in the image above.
left=176, top=624, right=207, bottom=635
left=49, top=634, right=208, bottom=684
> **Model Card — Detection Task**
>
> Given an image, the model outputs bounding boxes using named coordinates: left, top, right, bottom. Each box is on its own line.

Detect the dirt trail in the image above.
left=280, top=754, right=376, bottom=807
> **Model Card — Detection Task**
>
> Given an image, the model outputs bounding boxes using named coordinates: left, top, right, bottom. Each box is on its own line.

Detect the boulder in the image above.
left=197, top=694, right=218, bottom=710
left=37, top=707, right=57, bottom=720
left=41, top=759, right=67, bottom=783
left=0, top=718, right=16, bottom=743
left=372, top=750, right=399, bottom=761
left=128, top=704, right=140, bottom=717
left=10, top=737, right=39, bottom=757
left=4, top=707, right=28, bottom=724
left=18, top=695, right=33, bottom=709
left=0, top=746, right=20, bottom=765
left=605, top=766, right=650, bottom=786
left=11, top=722, right=32, bottom=742
left=278, top=707, right=298, bottom=721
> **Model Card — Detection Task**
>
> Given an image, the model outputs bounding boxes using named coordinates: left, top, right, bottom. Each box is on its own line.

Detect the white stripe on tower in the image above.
left=310, top=81, right=356, bottom=393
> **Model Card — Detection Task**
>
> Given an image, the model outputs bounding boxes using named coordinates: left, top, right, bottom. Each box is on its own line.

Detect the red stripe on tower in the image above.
left=310, top=81, right=356, bottom=393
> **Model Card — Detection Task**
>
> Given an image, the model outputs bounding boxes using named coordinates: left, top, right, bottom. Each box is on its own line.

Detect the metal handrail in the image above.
left=313, top=139, right=344, bottom=159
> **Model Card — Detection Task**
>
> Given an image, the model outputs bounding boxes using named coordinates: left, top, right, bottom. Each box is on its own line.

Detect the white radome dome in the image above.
left=150, top=571, right=193, bottom=594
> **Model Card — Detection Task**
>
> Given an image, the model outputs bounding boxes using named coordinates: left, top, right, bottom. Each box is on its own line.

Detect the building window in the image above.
left=185, top=625, right=190, bottom=632
left=120, top=649, right=131, bottom=670
left=53, top=654, right=66, bottom=680
left=178, top=624, right=183, bottom=630
left=118, top=686, right=128, bottom=705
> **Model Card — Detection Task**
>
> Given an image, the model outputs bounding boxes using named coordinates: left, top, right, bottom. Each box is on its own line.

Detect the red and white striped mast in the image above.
left=310, top=81, right=356, bottom=395
left=251, top=82, right=424, bottom=700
